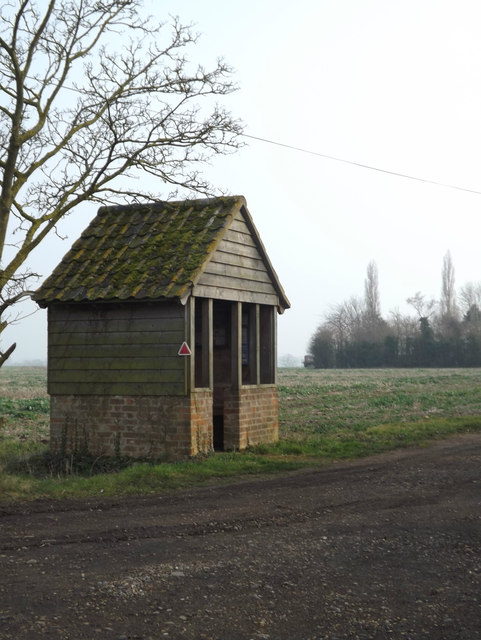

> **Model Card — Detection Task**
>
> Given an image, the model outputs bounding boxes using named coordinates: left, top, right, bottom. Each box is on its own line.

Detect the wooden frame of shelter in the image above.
left=34, top=196, right=290, bottom=459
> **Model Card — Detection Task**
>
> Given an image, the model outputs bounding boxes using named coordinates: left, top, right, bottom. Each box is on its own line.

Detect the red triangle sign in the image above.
left=178, top=341, right=192, bottom=356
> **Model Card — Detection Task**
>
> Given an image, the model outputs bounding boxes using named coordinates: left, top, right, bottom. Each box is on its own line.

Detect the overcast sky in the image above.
left=5, top=0, right=481, bottom=364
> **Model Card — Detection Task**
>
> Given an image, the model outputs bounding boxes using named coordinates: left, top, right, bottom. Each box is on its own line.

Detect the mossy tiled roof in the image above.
left=34, top=196, right=247, bottom=306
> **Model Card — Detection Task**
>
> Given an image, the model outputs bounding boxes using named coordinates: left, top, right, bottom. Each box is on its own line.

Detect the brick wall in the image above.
left=50, top=390, right=213, bottom=460
left=223, top=386, right=278, bottom=450
left=49, top=386, right=277, bottom=459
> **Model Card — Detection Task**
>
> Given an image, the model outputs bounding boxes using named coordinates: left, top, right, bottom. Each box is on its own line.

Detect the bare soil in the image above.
left=1, top=434, right=481, bottom=640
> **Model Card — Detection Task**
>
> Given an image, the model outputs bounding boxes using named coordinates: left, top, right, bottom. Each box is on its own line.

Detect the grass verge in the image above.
left=1, top=415, right=480, bottom=502
left=0, top=446, right=306, bottom=502
left=257, top=415, right=481, bottom=458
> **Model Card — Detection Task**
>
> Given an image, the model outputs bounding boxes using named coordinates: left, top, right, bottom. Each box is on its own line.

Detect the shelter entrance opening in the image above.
left=194, top=297, right=276, bottom=452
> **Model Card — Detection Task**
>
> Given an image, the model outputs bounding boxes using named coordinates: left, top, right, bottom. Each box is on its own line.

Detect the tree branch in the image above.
left=0, top=0, right=243, bottom=363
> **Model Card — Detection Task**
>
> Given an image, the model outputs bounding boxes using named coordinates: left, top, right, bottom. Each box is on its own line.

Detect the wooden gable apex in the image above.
left=33, top=195, right=289, bottom=311
left=188, top=198, right=290, bottom=312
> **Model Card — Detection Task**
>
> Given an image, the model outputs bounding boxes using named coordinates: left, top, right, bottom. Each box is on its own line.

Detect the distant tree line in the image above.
left=308, top=254, right=481, bottom=368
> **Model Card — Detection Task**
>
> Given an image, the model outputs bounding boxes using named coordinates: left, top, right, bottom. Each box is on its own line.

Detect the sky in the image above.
left=5, top=0, right=481, bottom=364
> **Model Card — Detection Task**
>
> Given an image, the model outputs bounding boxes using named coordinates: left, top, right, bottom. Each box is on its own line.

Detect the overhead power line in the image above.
left=243, top=133, right=481, bottom=197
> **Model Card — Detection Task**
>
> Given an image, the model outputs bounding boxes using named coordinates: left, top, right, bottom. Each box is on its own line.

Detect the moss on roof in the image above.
left=34, top=196, right=245, bottom=306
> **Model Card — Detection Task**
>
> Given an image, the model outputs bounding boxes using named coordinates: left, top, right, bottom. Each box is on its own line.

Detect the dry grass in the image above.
left=0, top=367, right=48, bottom=398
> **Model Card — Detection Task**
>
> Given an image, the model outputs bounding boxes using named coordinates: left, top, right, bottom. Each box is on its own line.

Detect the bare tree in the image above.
left=459, top=281, right=481, bottom=316
left=364, top=260, right=381, bottom=322
left=0, top=0, right=243, bottom=365
left=362, top=260, right=387, bottom=341
left=326, top=296, right=364, bottom=345
left=440, top=251, right=458, bottom=319
left=407, top=292, right=437, bottom=319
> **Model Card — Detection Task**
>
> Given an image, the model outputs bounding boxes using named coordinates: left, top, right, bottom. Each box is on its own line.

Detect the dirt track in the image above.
left=1, top=433, right=481, bottom=640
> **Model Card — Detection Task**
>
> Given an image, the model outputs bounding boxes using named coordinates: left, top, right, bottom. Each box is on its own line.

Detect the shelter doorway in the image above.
left=194, top=298, right=232, bottom=451
left=212, top=300, right=232, bottom=450
left=194, top=298, right=277, bottom=452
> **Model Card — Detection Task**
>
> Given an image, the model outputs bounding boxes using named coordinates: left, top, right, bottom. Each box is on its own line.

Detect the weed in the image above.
left=5, top=449, right=142, bottom=478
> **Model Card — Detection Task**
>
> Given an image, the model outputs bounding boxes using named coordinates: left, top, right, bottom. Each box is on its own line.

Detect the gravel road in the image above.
left=1, top=433, right=480, bottom=639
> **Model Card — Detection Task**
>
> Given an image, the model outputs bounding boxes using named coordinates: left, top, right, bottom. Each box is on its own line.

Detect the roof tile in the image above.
left=34, top=196, right=242, bottom=305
